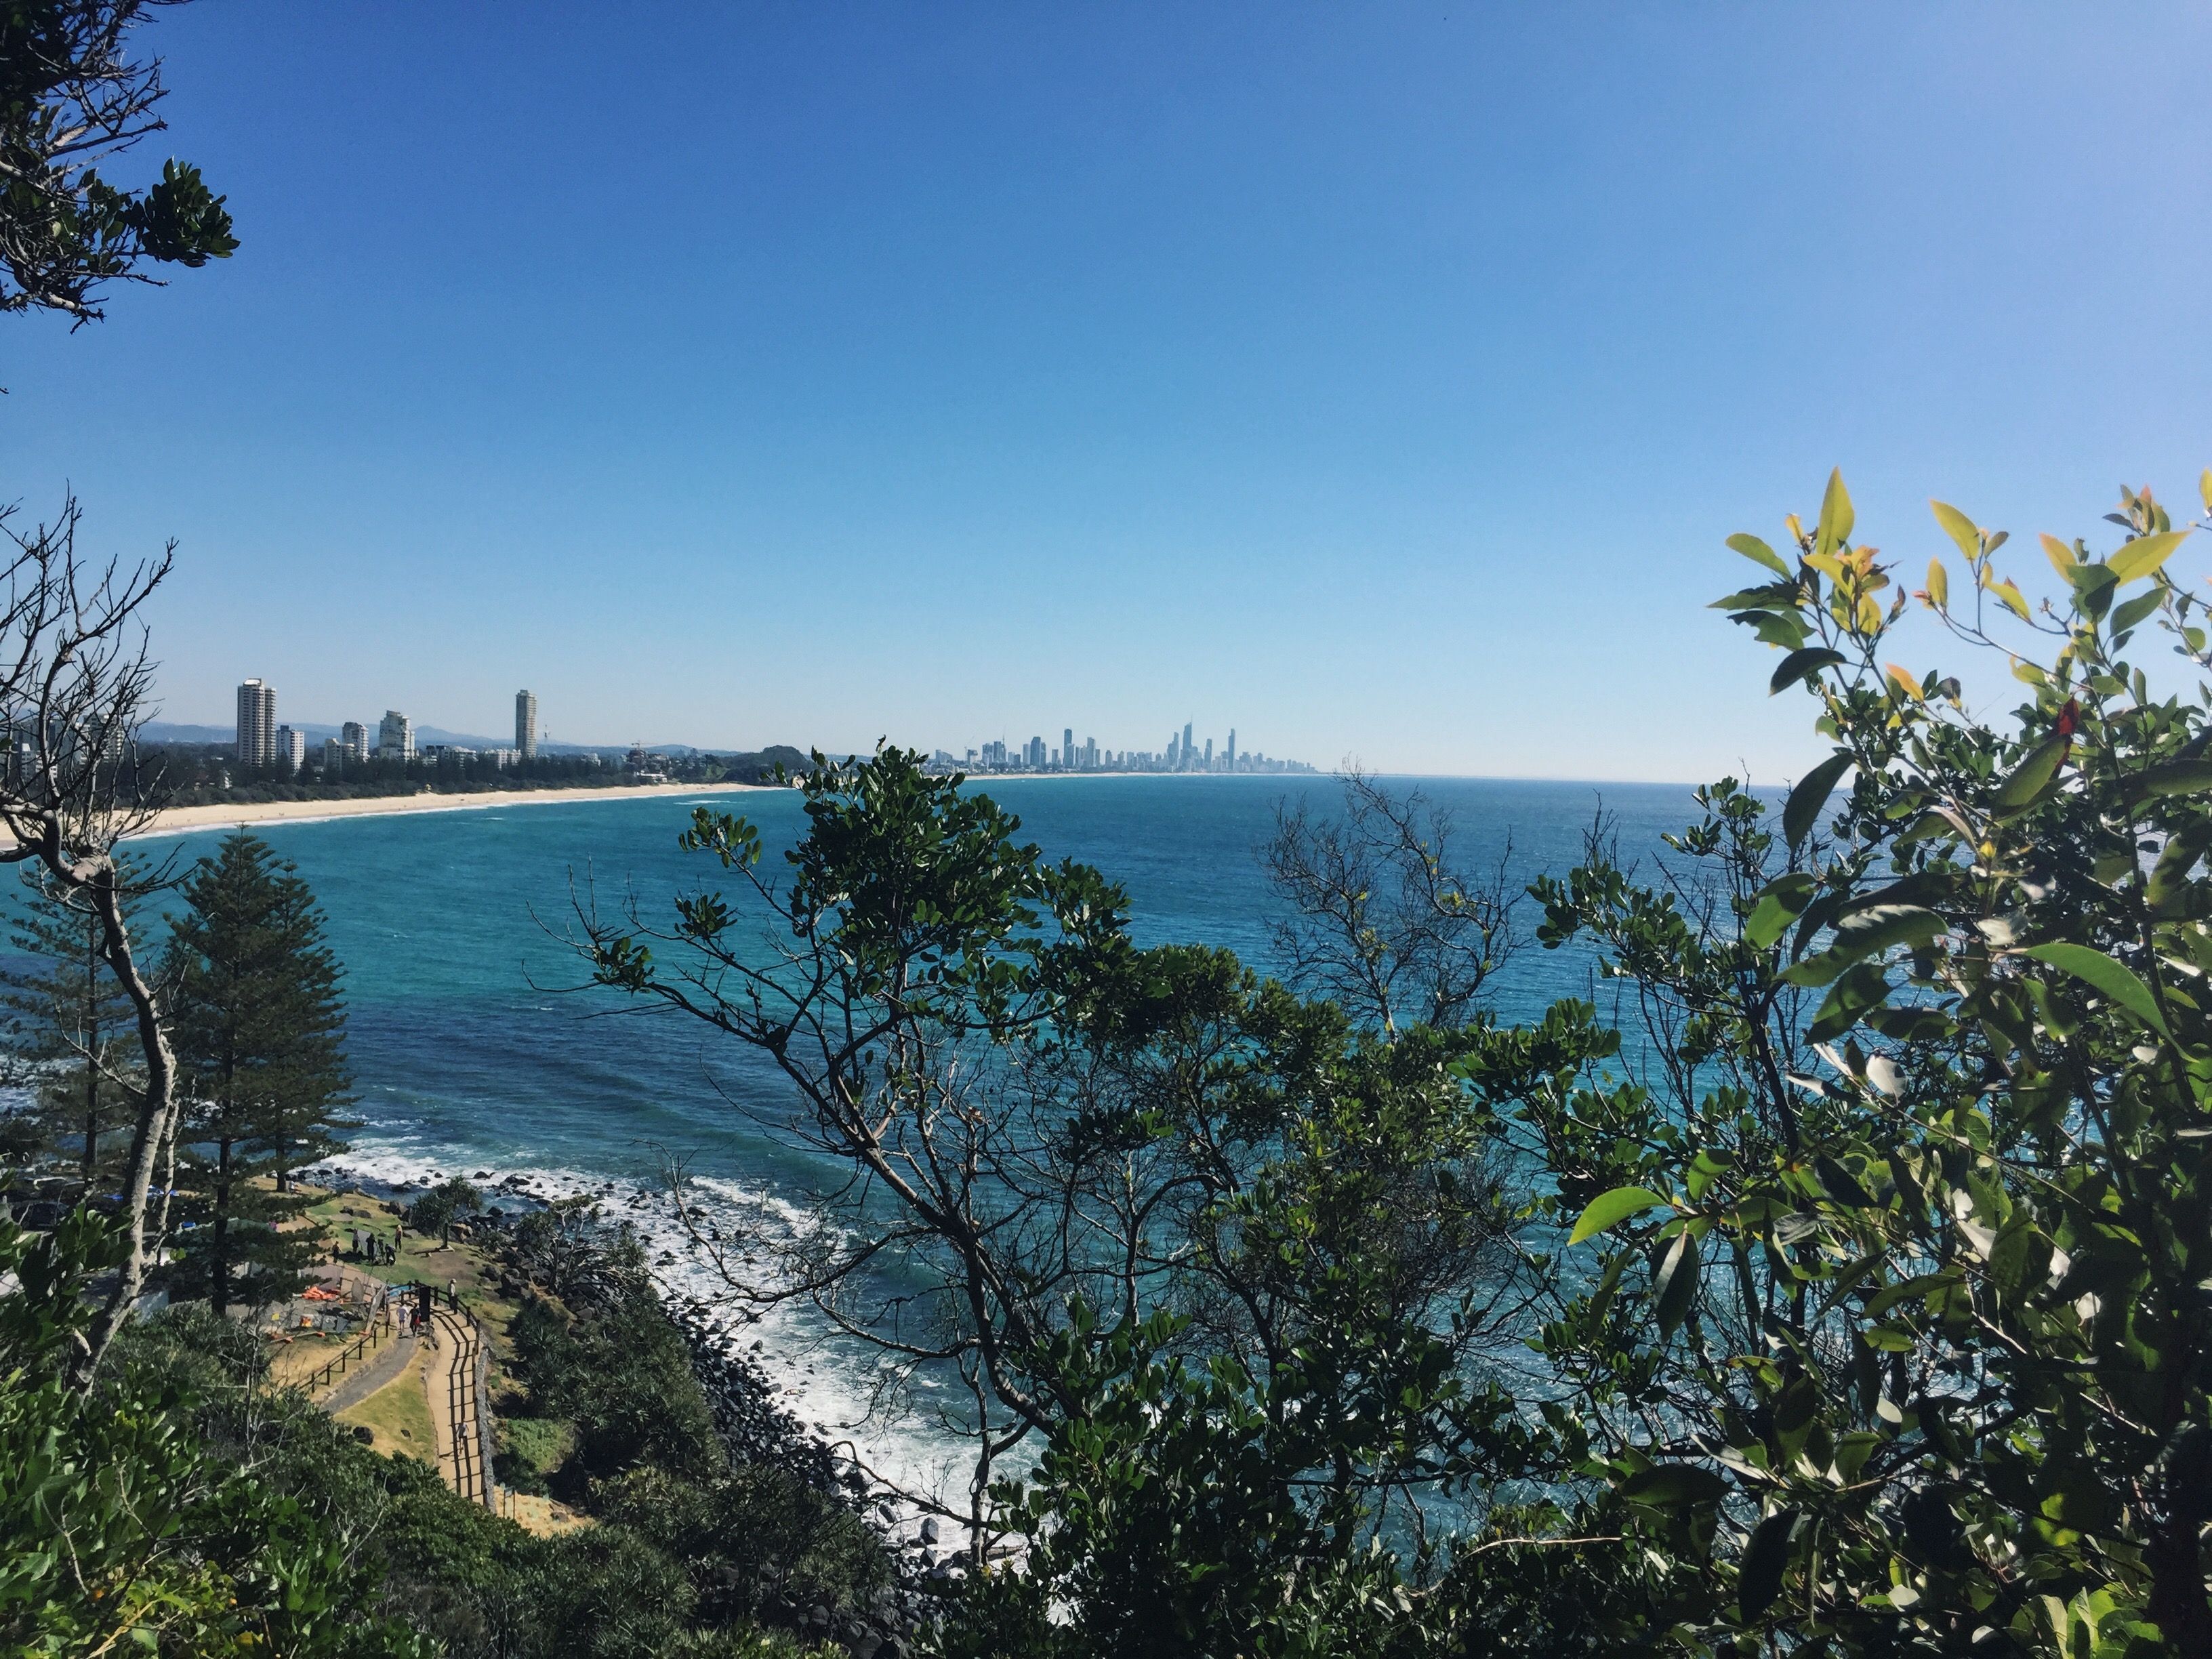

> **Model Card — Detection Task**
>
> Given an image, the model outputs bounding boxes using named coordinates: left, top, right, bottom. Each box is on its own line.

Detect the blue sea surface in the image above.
left=140, top=776, right=1696, bottom=1191
left=124, top=773, right=1713, bottom=1492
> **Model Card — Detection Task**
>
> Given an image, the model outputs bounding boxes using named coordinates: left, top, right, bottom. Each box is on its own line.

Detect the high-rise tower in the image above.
left=235, top=679, right=275, bottom=766
left=516, top=689, right=538, bottom=760
left=377, top=710, right=414, bottom=760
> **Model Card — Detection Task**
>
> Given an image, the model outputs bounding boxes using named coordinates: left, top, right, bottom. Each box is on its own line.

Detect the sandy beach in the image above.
left=129, top=780, right=777, bottom=840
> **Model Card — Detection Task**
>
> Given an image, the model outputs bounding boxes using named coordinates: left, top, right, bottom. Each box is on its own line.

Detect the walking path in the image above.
left=427, top=1308, right=488, bottom=1505
left=319, top=1328, right=417, bottom=1415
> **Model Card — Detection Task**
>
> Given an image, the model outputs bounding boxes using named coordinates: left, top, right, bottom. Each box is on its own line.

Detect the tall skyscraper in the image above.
left=235, top=679, right=276, bottom=766
left=274, top=724, right=306, bottom=772
left=516, top=689, right=538, bottom=759
left=1182, top=722, right=1194, bottom=771
left=1063, top=727, right=1073, bottom=769
left=377, top=710, right=414, bottom=760
left=321, top=737, right=344, bottom=772
left=341, top=720, right=368, bottom=762
left=1226, top=729, right=1236, bottom=771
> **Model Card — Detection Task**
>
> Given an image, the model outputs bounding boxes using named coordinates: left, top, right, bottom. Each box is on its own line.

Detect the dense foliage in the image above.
left=0, top=0, right=236, bottom=321
left=585, top=474, right=2212, bottom=1657
left=0, top=1209, right=422, bottom=1656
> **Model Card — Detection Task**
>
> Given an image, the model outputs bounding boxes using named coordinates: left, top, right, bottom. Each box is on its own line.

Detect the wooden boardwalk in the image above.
left=429, top=1307, right=487, bottom=1505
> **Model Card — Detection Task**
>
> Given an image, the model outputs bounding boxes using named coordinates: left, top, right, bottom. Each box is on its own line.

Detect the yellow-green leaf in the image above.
left=2040, top=533, right=2077, bottom=577
left=1817, top=469, right=1855, bottom=556
left=1925, top=557, right=1949, bottom=610
left=1929, top=499, right=1980, bottom=560
left=2108, top=527, right=2191, bottom=586
left=1569, top=1185, right=1673, bottom=1245
left=1885, top=664, right=1923, bottom=702
left=1984, top=572, right=2031, bottom=620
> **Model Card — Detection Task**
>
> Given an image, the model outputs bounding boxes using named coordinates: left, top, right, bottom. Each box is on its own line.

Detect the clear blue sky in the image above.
left=3, top=3, right=2207, bottom=779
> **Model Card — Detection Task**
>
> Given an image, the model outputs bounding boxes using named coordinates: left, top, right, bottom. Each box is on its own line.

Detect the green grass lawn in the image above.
left=335, top=1357, right=436, bottom=1460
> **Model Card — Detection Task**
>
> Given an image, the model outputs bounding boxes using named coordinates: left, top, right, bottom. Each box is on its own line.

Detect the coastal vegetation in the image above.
left=6, top=5, right=2212, bottom=1655
left=14, top=467, right=2211, bottom=1656
left=580, top=474, right=2212, bottom=1655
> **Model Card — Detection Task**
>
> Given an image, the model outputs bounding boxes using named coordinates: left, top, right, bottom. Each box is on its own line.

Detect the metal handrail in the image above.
left=307, top=1289, right=394, bottom=1395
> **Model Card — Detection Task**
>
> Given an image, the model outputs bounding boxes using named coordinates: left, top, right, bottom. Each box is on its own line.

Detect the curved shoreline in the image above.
left=127, top=779, right=777, bottom=840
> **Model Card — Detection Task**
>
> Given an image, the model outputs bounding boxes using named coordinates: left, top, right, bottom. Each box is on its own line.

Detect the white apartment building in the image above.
left=377, top=709, right=414, bottom=760
left=235, top=678, right=276, bottom=766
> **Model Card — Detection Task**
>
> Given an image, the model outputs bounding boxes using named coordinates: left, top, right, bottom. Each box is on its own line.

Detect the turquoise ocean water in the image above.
left=127, top=773, right=1706, bottom=1495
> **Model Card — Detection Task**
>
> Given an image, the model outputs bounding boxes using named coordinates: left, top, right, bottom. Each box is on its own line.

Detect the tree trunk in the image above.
left=81, top=910, right=100, bottom=1191
left=77, top=863, right=180, bottom=1385
left=209, top=1146, right=232, bottom=1317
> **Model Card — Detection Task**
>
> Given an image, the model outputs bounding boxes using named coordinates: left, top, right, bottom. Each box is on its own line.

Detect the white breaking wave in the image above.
left=307, top=1133, right=985, bottom=1519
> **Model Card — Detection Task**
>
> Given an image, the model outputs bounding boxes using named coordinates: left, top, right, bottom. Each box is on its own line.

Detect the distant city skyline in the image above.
left=954, top=722, right=1309, bottom=777
left=222, top=676, right=1313, bottom=775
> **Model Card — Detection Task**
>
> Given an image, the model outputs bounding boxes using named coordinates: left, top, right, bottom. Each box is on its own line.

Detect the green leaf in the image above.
left=1744, top=873, right=1818, bottom=950
left=2111, top=587, right=2165, bottom=638
left=2150, top=822, right=2212, bottom=916
left=1925, top=556, right=1949, bottom=610
left=1654, top=1229, right=1701, bottom=1338
left=1992, top=733, right=2068, bottom=816
left=1738, top=1509, right=1798, bottom=1619
left=1727, top=532, right=1791, bottom=578
left=1620, top=1462, right=1729, bottom=1507
left=1816, top=468, right=1854, bottom=556
left=1784, top=905, right=1946, bottom=987
left=1784, top=752, right=1853, bottom=848
left=1770, top=647, right=1846, bottom=696
left=2020, top=943, right=2169, bottom=1038
left=1569, top=1185, right=1673, bottom=1245
left=1929, top=499, right=1980, bottom=560
left=1814, top=1155, right=1876, bottom=1209
left=1584, top=1250, right=1629, bottom=1333
left=1713, top=584, right=1797, bottom=611
left=2108, top=527, right=2190, bottom=585
left=1809, top=961, right=1892, bottom=1042
left=1738, top=609, right=1811, bottom=651
left=1866, top=1004, right=1952, bottom=1042
left=2134, top=758, right=2212, bottom=799
left=1988, top=1218, right=2055, bottom=1310
left=1864, top=1269, right=1960, bottom=1317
